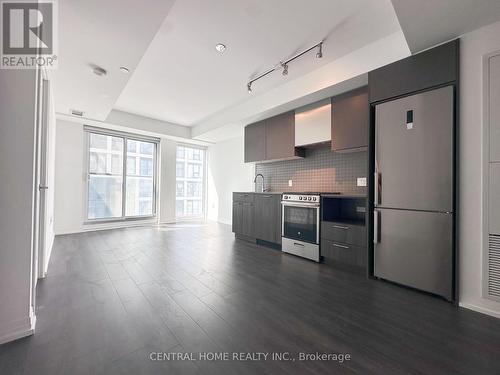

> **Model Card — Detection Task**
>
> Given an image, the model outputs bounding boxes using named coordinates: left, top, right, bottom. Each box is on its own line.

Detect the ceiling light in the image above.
left=119, top=66, right=130, bottom=73
left=247, top=82, right=252, bottom=93
left=281, top=62, right=288, bottom=76
left=316, top=42, right=323, bottom=58
left=92, top=66, right=107, bottom=77
left=215, top=43, right=226, bottom=53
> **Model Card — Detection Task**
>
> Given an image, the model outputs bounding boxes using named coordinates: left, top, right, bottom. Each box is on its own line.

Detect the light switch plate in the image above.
left=357, top=177, right=367, bottom=187
left=288, top=180, right=293, bottom=187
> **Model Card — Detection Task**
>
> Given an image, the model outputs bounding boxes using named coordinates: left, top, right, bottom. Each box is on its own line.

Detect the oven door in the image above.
left=282, top=202, right=320, bottom=245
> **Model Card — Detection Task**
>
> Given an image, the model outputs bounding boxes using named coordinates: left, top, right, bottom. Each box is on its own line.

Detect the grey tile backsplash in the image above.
left=255, top=147, right=367, bottom=195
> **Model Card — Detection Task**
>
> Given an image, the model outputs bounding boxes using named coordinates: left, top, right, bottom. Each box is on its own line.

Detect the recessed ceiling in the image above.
left=52, top=0, right=176, bottom=121
left=391, top=0, right=500, bottom=52
left=114, top=0, right=403, bottom=127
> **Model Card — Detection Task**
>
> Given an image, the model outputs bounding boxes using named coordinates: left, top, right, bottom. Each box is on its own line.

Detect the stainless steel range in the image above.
left=281, top=193, right=321, bottom=262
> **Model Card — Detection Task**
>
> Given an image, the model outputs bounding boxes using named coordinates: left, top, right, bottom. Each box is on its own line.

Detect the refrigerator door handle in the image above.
left=374, top=209, right=380, bottom=244
left=374, top=172, right=381, bottom=205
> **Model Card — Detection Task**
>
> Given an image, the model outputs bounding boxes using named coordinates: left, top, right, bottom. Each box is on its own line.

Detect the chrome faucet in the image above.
left=254, top=173, right=265, bottom=193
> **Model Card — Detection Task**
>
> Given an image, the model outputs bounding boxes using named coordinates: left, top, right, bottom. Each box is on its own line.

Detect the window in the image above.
left=85, top=129, right=158, bottom=221
left=175, top=145, right=206, bottom=219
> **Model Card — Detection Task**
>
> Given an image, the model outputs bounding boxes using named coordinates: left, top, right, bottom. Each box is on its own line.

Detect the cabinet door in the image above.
left=331, top=86, right=368, bottom=152
left=232, top=202, right=243, bottom=234
left=321, top=240, right=366, bottom=267
left=265, top=111, right=296, bottom=160
left=255, top=195, right=281, bottom=243
left=244, top=121, right=266, bottom=162
left=242, top=202, right=255, bottom=238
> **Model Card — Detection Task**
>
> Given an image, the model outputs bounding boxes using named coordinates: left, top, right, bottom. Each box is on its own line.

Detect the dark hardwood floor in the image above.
left=1, top=222, right=500, bottom=374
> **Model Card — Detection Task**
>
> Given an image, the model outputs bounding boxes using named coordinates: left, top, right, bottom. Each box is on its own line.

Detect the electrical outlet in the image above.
left=288, top=180, right=293, bottom=187
left=357, top=177, right=367, bottom=187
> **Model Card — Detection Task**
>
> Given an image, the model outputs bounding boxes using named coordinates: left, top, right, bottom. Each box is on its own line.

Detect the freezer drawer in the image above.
left=374, top=208, right=453, bottom=300
left=375, top=85, right=453, bottom=212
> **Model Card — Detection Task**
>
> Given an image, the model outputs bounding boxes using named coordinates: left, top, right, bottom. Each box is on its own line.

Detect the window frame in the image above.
left=83, top=126, right=159, bottom=224
left=175, top=143, right=207, bottom=221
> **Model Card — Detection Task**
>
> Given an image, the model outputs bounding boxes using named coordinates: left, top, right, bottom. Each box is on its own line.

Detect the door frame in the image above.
left=37, top=72, right=50, bottom=278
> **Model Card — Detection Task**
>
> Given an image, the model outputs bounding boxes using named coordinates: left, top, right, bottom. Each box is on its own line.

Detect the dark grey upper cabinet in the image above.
left=331, top=86, right=369, bottom=152
left=244, top=121, right=266, bottom=163
left=254, top=194, right=281, bottom=244
left=244, top=111, right=304, bottom=163
left=369, top=40, right=459, bottom=103
left=265, top=111, right=297, bottom=160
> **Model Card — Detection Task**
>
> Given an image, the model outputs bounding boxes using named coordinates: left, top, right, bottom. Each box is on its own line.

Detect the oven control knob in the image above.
left=299, top=196, right=302, bottom=200
left=308, top=197, right=312, bottom=201
left=313, top=197, right=317, bottom=201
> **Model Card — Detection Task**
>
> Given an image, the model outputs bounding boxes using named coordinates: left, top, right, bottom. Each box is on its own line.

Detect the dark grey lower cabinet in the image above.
left=232, top=202, right=243, bottom=234
left=232, top=194, right=255, bottom=238
left=321, top=220, right=367, bottom=269
left=321, top=239, right=366, bottom=268
left=241, top=202, right=255, bottom=237
left=233, top=202, right=255, bottom=238
left=254, top=194, right=281, bottom=244
left=233, top=192, right=281, bottom=246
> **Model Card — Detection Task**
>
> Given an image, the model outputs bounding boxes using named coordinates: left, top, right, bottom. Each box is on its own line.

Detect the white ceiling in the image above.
left=391, top=0, right=500, bottom=52
left=52, top=0, right=175, bottom=121
left=114, top=0, right=402, bottom=127
left=52, top=0, right=500, bottom=142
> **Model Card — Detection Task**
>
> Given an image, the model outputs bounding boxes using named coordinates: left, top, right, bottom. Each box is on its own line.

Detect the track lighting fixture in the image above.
left=316, top=42, right=323, bottom=58
left=281, top=62, right=288, bottom=76
left=246, top=40, right=324, bottom=93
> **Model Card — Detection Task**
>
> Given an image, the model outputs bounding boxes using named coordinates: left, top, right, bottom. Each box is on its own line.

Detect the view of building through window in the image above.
left=87, top=131, right=157, bottom=220
left=175, top=145, right=205, bottom=218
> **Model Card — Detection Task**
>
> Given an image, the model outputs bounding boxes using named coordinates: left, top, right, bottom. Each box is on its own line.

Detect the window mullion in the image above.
left=121, top=137, right=127, bottom=218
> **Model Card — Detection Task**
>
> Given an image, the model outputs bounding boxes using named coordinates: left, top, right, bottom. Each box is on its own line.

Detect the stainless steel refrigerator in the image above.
left=374, top=85, right=454, bottom=301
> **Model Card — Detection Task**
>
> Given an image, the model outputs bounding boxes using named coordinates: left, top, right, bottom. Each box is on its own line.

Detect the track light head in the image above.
left=316, top=42, right=323, bottom=58
left=247, top=82, right=252, bottom=93
left=281, top=62, right=288, bottom=76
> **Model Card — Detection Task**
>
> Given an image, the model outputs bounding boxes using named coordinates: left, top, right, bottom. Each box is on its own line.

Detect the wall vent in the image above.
left=70, top=109, right=84, bottom=117
left=488, top=234, right=500, bottom=299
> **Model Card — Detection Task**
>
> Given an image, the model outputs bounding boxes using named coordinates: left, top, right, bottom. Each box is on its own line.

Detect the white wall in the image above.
left=159, top=138, right=177, bottom=224
left=54, top=120, right=86, bottom=234
left=459, top=20, right=500, bottom=317
left=207, top=136, right=254, bottom=225
left=54, top=119, right=178, bottom=234
left=0, top=69, right=38, bottom=343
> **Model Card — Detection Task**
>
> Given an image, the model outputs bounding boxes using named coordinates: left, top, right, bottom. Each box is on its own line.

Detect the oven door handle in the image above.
left=281, top=202, right=320, bottom=208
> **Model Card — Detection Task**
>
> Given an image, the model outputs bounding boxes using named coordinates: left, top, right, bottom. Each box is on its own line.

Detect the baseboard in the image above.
left=459, top=302, right=500, bottom=319
left=0, top=308, right=36, bottom=345
left=55, top=220, right=157, bottom=235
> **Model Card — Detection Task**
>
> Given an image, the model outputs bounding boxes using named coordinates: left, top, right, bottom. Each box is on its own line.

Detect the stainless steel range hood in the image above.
left=294, top=99, right=331, bottom=147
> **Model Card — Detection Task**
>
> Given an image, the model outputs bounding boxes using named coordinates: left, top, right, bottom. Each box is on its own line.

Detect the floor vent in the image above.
left=488, top=234, right=500, bottom=299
